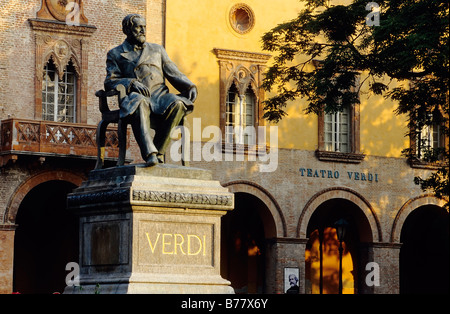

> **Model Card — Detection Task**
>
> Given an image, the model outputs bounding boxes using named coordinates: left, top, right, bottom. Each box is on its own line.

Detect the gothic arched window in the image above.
left=214, top=48, right=271, bottom=152
left=42, top=59, right=77, bottom=123
left=225, top=84, right=256, bottom=145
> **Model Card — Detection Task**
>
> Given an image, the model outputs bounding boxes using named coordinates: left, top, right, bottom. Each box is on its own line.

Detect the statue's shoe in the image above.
left=145, top=153, right=158, bottom=167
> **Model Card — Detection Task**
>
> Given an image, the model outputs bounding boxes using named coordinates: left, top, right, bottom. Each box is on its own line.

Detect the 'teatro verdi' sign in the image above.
left=299, top=167, right=379, bottom=183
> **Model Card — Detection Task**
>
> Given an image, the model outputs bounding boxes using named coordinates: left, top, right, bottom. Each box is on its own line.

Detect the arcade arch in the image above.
left=297, top=187, right=381, bottom=242
left=391, top=194, right=447, bottom=243
left=394, top=195, right=448, bottom=294
left=4, top=170, right=84, bottom=224
left=221, top=181, right=282, bottom=293
left=5, top=170, right=84, bottom=294
left=13, top=180, right=79, bottom=293
left=298, top=188, right=380, bottom=294
left=223, top=180, right=286, bottom=238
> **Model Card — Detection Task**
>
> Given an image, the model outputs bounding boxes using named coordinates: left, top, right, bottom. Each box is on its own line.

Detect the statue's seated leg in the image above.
left=152, top=100, right=187, bottom=160
left=126, top=96, right=158, bottom=164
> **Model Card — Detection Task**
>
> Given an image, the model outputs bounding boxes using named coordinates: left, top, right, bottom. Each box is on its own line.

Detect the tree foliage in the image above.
left=261, top=0, right=449, bottom=206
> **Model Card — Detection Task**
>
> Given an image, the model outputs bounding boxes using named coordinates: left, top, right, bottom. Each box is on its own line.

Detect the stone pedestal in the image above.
left=64, top=164, right=234, bottom=294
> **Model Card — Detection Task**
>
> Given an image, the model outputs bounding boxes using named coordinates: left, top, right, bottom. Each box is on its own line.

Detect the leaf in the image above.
left=369, top=82, right=388, bottom=95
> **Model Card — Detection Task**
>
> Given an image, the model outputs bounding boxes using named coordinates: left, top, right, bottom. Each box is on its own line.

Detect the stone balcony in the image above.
left=0, top=118, right=129, bottom=167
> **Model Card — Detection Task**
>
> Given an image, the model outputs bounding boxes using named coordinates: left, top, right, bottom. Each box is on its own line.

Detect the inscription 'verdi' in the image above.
left=145, top=232, right=207, bottom=256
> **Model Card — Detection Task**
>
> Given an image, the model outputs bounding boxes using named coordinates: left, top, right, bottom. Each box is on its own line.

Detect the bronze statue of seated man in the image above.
left=104, top=13, right=197, bottom=166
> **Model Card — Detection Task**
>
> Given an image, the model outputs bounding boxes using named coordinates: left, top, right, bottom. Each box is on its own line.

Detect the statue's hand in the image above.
left=188, top=86, right=198, bottom=102
left=131, top=80, right=151, bottom=97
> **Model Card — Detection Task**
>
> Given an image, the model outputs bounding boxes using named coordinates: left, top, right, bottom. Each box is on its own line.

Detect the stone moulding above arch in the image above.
left=213, top=48, right=271, bottom=64
left=2, top=170, right=84, bottom=224
left=390, top=194, right=447, bottom=243
left=296, top=187, right=382, bottom=242
left=222, top=180, right=287, bottom=238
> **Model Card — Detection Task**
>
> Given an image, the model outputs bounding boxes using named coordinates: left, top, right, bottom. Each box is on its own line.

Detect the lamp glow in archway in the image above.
left=334, top=218, right=349, bottom=295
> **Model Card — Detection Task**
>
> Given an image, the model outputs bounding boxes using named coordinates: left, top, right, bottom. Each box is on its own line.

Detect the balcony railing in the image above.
left=0, top=118, right=128, bottom=165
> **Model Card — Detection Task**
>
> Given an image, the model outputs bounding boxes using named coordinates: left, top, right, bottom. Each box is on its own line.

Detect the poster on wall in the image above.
left=284, top=267, right=299, bottom=294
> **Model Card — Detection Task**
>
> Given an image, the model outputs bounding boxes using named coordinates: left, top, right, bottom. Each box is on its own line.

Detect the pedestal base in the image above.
left=64, top=164, right=234, bottom=294
left=64, top=274, right=234, bottom=294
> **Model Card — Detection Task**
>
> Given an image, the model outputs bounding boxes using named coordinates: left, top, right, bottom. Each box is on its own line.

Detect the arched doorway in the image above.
left=221, top=192, right=274, bottom=294
left=304, top=198, right=373, bottom=294
left=400, top=204, right=449, bottom=294
left=13, top=180, right=78, bottom=294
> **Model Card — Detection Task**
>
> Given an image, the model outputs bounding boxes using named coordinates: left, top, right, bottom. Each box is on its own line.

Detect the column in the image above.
left=266, top=237, right=308, bottom=294
left=0, top=224, right=16, bottom=294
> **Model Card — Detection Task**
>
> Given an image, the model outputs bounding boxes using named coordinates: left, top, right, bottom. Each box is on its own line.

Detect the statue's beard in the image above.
left=128, top=33, right=145, bottom=46
left=136, top=34, right=145, bottom=44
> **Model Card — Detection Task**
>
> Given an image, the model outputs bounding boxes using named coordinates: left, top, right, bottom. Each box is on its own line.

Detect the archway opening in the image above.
left=13, top=180, right=78, bottom=294
left=221, top=192, right=274, bottom=293
left=305, top=198, right=372, bottom=294
left=400, top=204, right=449, bottom=294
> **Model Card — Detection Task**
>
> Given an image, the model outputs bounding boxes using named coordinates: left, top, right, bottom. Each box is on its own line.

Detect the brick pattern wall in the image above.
left=0, top=0, right=166, bottom=223
left=0, top=0, right=164, bottom=293
left=0, top=167, right=31, bottom=224
left=0, top=0, right=163, bottom=164
left=167, top=146, right=439, bottom=294
left=0, top=227, right=14, bottom=294
left=180, top=147, right=433, bottom=242
left=0, top=1, right=38, bottom=121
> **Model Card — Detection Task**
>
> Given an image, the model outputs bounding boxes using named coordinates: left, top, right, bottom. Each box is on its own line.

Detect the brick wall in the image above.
left=0, top=0, right=163, bottom=164
left=0, top=226, right=14, bottom=294
left=165, top=145, right=440, bottom=293
left=178, top=147, right=433, bottom=242
left=0, top=1, right=165, bottom=293
left=0, top=0, right=38, bottom=121
left=0, top=0, right=166, bottom=220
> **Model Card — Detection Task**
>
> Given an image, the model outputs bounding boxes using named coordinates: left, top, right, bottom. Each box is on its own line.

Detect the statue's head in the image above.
left=122, top=14, right=146, bottom=45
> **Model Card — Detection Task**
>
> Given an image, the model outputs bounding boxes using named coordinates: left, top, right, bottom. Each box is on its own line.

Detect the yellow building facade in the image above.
left=164, top=0, right=409, bottom=156
left=162, top=0, right=448, bottom=294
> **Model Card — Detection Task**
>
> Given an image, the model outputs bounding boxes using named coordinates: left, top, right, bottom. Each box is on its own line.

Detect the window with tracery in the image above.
left=42, top=59, right=77, bottom=123
left=213, top=48, right=271, bottom=151
left=225, top=84, right=256, bottom=145
left=29, top=1, right=95, bottom=123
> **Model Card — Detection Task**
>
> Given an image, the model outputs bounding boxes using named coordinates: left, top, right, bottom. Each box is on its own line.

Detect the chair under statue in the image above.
left=94, top=84, right=127, bottom=170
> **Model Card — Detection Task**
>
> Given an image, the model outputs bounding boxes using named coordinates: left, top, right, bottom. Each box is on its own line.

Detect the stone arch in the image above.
left=4, top=170, right=84, bottom=224
left=297, top=187, right=381, bottom=242
left=390, top=194, right=447, bottom=243
left=43, top=53, right=80, bottom=80
left=222, top=180, right=287, bottom=238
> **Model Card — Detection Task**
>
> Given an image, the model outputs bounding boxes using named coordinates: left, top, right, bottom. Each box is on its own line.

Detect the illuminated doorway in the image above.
left=305, top=198, right=372, bottom=294
left=400, top=205, right=449, bottom=294
left=13, top=180, right=78, bottom=294
left=221, top=193, right=270, bottom=294
left=306, top=226, right=356, bottom=294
